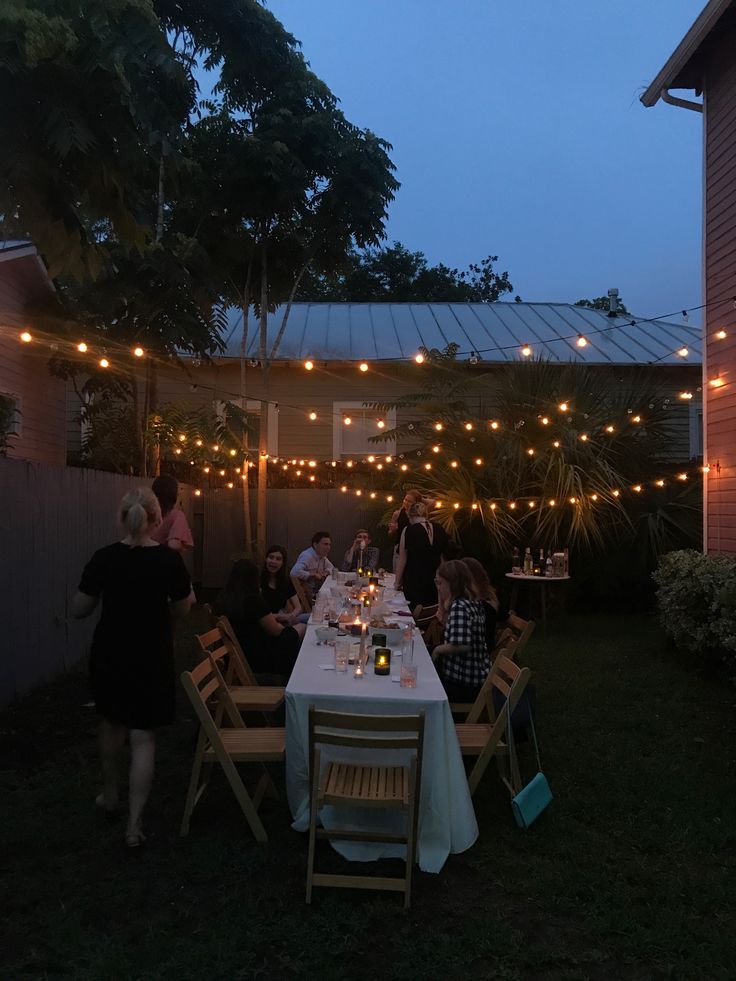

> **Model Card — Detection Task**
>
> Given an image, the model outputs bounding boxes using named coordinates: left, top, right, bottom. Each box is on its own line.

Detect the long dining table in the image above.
left=285, top=580, right=478, bottom=874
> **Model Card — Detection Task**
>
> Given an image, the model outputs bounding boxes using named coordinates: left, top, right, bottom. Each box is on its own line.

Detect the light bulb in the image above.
left=677, top=346, right=689, bottom=358
left=304, top=360, right=314, bottom=371
left=432, top=445, right=440, bottom=453
left=344, top=416, right=352, bottom=425
left=414, top=353, right=425, bottom=364
left=716, top=329, right=727, bottom=340
left=359, top=362, right=369, bottom=372
left=99, top=358, right=109, bottom=368
left=521, top=344, right=532, bottom=357
left=309, top=411, right=317, bottom=420
left=377, top=420, right=385, bottom=429
left=434, top=422, right=443, bottom=431
left=20, top=331, right=32, bottom=343
left=558, top=402, right=568, bottom=412
left=576, top=335, right=588, bottom=348
left=77, top=342, right=88, bottom=353
left=678, top=392, right=693, bottom=400
left=133, top=346, right=144, bottom=358
left=464, top=422, right=473, bottom=431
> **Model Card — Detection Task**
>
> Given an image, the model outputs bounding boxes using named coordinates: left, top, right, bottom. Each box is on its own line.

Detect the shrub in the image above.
left=653, top=549, right=736, bottom=657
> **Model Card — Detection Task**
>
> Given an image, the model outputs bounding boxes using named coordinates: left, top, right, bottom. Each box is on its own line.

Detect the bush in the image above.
left=653, top=549, right=736, bottom=658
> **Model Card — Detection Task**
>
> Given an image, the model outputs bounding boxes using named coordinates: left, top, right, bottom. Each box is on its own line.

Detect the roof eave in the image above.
left=640, top=0, right=732, bottom=106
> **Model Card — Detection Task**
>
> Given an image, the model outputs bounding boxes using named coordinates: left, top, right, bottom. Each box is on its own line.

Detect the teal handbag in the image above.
left=511, top=771, right=553, bottom=829
left=508, top=706, right=552, bottom=829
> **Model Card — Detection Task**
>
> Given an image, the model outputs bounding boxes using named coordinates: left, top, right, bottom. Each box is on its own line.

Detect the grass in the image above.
left=2, top=610, right=736, bottom=980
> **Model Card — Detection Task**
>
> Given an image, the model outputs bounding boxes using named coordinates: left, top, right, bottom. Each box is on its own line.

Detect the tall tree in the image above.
left=0, top=0, right=193, bottom=279
left=298, top=243, right=516, bottom=303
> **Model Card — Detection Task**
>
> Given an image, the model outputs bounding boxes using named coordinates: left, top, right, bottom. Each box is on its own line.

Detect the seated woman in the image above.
left=462, top=556, right=511, bottom=657
left=214, top=559, right=306, bottom=678
left=431, top=560, right=489, bottom=704
left=260, top=545, right=301, bottom=623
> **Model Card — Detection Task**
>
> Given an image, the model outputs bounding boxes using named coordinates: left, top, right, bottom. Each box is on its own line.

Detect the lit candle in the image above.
left=374, top=648, right=391, bottom=675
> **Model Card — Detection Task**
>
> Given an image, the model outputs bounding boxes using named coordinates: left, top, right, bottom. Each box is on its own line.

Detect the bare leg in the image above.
left=98, top=719, right=127, bottom=810
left=127, top=728, right=156, bottom=840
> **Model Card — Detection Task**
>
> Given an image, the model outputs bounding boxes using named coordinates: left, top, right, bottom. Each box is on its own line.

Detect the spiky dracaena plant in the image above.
left=366, top=347, right=701, bottom=561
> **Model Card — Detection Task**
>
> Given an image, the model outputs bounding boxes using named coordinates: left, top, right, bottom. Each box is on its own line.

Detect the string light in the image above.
left=346, top=460, right=353, bottom=468
left=605, top=425, right=615, bottom=433
left=434, top=422, right=443, bottom=431
left=633, top=484, right=642, bottom=493
left=474, top=458, right=483, bottom=465
left=367, top=455, right=375, bottom=463
left=576, top=335, right=588, bottom=348
left=710, top=376, right=725, bottom=388
left=527, top=448, right=534, bottom=456
left=612, top=489, right=620, bottom=497
left=490, top=421, right=499, bottom=430
left=20, top=331, right=32, bottom=343
left=133, top=347, right=144, bottom=358
left=359, top=362, right=369, bottom=372
left=509, top=502, right=516, bottom=509
left=716, top=329, right=727, bottom=340
left=424, top=463, right=432, bottom=470
left=304, top=360, right=314, bottom=371
left=655, top=479, right=665, bottom=487
left=549, top=499, right=556, bottom=506
left=387, top=495, right=394, bottom=502
left=195, top=439, right=203, bottom=447
left=341, top=485, right=347, bottom=492
left=377, top=420, right=385, bottom=429
left=213, top=444, right=219, bottom=452
left=453, top=502, right=460, bottom=509
left=309, top=411, right=317, bottom=421
left=414, top=353, right=425, bottom=364
left=194, top=489, right=201, bottom=496
left=385, top=456, right=392, bottom=463
left=677, top=473, right=688, bottom=481
left=219, top=469, right=225, bottom=476
left=553, top=440, right=560, bottom=448
left=521, top=344, right=532, bottom=357
left=179, top=434, right=187, bottom=442
left=99, top=358, right=109, bottom=368
left=580, top=434, right=588, bottom=442
left=204, top=467, right=210, bottom=474
left=632, top=415, right=641, bottom=423
left=77, top=342, right=88, bottom=353
left=450, top=461, right=458, bottom=468
left=528, top=501, right=535, bottom=509
left=432, top=445, right=441, bottom=453
left=558, top=402, right=568, bottom=412
left=227, top=481, right=234, bottom=489
left=569, top=496, right=577, bottom=504
left=541, top=417, right=549, bottom=426
left=677, top=346, right=689, bottom=358
left=679, top=392, right=693, bottom=400
left=229, top=449, right=236, bottom=456
left=472, top=503, right=479, bottom=510
left=464, top=422, right=473, bottom=431
left=344, top=416, right=352, bottom=425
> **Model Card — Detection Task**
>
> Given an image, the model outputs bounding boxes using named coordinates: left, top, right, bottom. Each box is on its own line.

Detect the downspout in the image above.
left=658, top=85, right=706, bottom=547
left=660, top=88, right=703, bottom=113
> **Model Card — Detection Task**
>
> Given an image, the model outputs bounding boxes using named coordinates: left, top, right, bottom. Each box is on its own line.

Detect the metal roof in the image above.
left=218, top=302, right=701, bottom=366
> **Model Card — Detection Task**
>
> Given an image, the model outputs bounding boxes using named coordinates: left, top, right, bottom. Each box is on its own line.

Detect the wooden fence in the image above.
left=0, top=459, right=386, bottom=703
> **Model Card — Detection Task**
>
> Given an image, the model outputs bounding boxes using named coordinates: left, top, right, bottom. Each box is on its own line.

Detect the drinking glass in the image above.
left=334, top=637, right=350, bottom=672
left=400, top=663, right=418, bottom=688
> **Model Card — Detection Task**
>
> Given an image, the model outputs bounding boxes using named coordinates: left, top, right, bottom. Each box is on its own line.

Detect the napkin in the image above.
left=318, top=663, right=335, bottom=670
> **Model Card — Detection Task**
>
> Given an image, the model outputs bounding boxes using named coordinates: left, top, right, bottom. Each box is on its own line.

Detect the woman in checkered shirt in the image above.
left=431, top=560, right=490, bottom=703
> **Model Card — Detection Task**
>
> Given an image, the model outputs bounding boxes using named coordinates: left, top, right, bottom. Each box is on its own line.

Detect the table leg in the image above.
left=540, top=582, right=547, bottom=633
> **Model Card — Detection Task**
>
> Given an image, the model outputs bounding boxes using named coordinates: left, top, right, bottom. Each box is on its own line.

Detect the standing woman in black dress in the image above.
left=394, top=500, right=449, bottom=608
left=72, top=487, right=193, bottom=847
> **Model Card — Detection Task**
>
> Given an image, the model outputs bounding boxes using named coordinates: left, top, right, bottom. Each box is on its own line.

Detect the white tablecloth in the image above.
left=285, top=589, right=478, bottom=874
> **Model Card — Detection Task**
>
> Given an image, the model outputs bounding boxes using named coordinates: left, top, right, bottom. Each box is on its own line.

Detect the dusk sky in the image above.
left=266, top=0, right=705, bottom=321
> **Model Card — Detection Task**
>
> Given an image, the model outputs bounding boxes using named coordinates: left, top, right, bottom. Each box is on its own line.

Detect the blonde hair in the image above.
left=407, top=500, right=428, bottom=519
left=119, top=487, right=161, bottom=544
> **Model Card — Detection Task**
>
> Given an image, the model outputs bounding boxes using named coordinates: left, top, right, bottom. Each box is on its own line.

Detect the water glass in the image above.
left=400, top=663, right=418, bottom=688
left=334, top=638, right=349, bottom=672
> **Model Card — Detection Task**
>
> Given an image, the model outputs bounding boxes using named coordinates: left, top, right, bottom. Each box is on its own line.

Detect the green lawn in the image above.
left=2, top=611, right=735, bottom=980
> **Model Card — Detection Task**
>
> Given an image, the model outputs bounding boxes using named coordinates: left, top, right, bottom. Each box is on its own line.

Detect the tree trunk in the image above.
left=256, top=244, right=269, bottom=563
left=240, top=254, right=254, bottom=555
left=269, top=252, right=313, bottom=359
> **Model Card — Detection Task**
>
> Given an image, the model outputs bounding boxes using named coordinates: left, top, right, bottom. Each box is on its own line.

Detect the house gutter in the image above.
left=660, top=88, right=703, bottom=113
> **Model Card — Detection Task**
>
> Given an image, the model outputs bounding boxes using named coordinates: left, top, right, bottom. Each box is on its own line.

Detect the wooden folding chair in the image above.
left=412, top=603, right=439, bottom=633
left=291, top=575, right=313, bottom=613
left=450, top=616, right=535, bottom=717
left=195, top=622, right=285, bottom=719
left=306, top=708, right=425, bottom=909
left=454, top=654, right=531, bottom=796
left=422, top=617, right=443, bottom=650
left=180, top=657, right=285, bottom=842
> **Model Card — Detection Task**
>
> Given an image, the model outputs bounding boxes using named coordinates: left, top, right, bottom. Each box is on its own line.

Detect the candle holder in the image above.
left=374, top=648, right=391, bottom=675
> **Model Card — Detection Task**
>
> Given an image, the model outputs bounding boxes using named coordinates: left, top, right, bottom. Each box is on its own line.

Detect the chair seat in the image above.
left=321, top=762, right=409, bottom=807
left=204, top=727, right=286, bottom=762
left=456, top=723, right=499, bottom=755
left=230, top=685, right=285, bottom=712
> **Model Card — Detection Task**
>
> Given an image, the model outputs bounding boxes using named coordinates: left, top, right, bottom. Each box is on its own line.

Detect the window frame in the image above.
left=332, top=401, right=396, bottom=459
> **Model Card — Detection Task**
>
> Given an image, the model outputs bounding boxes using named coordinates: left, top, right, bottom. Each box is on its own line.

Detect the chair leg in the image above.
left=216, top=748, right=269, bottom=843
left=306, top=758, right=322, bottom=904
left=180, top=730, right=207, bottom=837
left=404, top=760, right=419, bottom=909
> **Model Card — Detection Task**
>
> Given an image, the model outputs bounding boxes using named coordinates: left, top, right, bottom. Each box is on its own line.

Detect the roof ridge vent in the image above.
left=607, top=288, right=619, bottom=317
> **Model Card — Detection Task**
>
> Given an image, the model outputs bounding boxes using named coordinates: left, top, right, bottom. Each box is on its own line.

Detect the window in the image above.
left=333, top=402, right=396, bottom=458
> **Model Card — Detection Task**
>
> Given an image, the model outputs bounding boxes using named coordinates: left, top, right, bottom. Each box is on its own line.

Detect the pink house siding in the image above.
left=0, top=250, right=66, bottom=465
left=704, top=22, right=736, bottom=553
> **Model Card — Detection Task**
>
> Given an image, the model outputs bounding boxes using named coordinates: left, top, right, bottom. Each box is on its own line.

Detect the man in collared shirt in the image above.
left=290, top=530, right=335, bottom=600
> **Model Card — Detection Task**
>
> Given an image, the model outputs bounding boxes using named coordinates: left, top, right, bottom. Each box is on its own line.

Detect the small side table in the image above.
left=505, top=573, right=570, bottom=633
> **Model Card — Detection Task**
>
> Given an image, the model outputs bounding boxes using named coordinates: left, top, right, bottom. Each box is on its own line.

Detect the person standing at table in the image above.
left=431, top=559, right=489, bottom=703
left=392, top=489, right=423, bottom=569
left=341, top=529, right=380, bottom=573
left=151, top=474, right=194, bottom=552
left=395, top=500, right=448, bottom=608
left=290, top=530, right=335, bottom=600
left=71, top=487, right=194, bottom=848
left=260, top=545, right=301, bottom=624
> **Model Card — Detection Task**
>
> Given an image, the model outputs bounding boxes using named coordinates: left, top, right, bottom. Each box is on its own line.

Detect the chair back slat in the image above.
left=291, top=576, right=313, bottom=613
left=466, top=649, right=517, bottom=724
left=216, top=617, right=259, bottom=687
